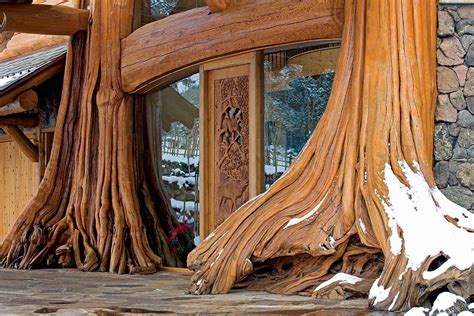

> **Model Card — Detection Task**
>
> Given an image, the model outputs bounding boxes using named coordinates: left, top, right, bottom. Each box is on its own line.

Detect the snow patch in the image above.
left=389, top=293, right=399, bottom=311
left=314, top=273, right=362, bottom=292
left=359, top=218, right=367, bottom=234
left=171, top=199, right=196, bottom=212
left=162, top=153, right=198, bottom=166
left=382, top=160, right=474, bottom=277
left=163, top=175, right=195, bottom=189
left=459, top=311, right=474, bottom=316
left=369, top=279, right=391, bottom=305
left=284, top=192, right=328, bottom=229
left=405, top=307, right=429, bottom=316
left=430, top=292, right=465, bottom=315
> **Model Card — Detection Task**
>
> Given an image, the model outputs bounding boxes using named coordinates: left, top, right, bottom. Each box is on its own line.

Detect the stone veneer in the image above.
left=436, top=4, right=474, bottom=211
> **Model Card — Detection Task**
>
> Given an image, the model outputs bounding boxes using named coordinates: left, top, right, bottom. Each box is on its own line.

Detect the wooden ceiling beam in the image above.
left=0, top=113, right=39, bottom=128
left=0, top=4, right=89, bottom=35
left=0, top=124, right=39, bottom=162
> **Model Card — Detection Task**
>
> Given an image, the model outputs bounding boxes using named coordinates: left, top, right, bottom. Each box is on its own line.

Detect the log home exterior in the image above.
left=0, top=0, right=472, bottom=313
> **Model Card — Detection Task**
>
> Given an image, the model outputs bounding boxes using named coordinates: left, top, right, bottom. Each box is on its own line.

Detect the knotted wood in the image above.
left=188, top=0, right=474, bottom=312
left=0, top=0, right=192, bottom=273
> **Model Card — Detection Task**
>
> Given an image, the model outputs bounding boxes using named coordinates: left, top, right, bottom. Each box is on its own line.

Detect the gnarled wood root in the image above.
left=0, top=0, right=193, bottom=273
left=188, top=0, right=474, bottom=312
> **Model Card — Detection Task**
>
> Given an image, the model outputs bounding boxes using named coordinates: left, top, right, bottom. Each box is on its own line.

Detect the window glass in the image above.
left=162, top=74, right=200, bottom=247
left=141, top=0, right=207, bottom=24
left=264, top=42, right=340, bottom=189
left=147, top=73, right=200, bottom=266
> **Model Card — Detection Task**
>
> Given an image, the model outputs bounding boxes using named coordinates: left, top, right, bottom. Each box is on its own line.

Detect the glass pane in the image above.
left=264, top=42, right=340, bottom=189
left=141, top=0, right=208, bottom=24
left=147, top=73, right=200, bottom=266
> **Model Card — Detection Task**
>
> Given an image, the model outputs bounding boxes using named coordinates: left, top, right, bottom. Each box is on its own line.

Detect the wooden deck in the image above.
left=0, top=269, right=398, bottom=315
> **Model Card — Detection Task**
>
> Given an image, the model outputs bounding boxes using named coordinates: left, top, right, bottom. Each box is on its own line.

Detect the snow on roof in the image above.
left=0, top=44, right=66, bottom=92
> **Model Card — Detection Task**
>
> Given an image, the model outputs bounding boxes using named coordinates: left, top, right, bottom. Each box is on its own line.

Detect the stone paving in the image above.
left=0, top=268, right=398, bottom=315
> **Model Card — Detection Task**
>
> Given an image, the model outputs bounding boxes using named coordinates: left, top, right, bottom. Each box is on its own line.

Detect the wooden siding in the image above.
left=0, top=134, right=39, bottom=242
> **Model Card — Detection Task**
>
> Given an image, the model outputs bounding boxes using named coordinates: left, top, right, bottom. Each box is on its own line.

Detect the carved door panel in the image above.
left=200, top=52, right=264, bottom=238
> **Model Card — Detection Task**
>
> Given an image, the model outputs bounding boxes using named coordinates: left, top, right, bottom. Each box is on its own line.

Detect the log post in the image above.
left=1, top=125, right=39, bottom=162
left=0, top=0, right=193, bottom=274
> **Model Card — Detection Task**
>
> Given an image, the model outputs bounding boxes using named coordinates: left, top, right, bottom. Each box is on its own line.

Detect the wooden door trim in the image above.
left=199, top=52, right=263, bottom=238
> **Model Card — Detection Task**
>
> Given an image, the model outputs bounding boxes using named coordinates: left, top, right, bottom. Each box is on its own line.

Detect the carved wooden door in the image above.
left=200, top=52, right=264, bottom=238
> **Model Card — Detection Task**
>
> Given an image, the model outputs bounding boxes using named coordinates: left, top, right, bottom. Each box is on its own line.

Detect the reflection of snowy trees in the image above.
left=264, top=62, right=335, bottom=186
left=149, top=0, right=178, bottom=18
left=162, top=74, right=201, bottom=245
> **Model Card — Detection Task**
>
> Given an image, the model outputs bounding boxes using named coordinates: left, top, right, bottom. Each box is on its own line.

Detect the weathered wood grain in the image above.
left=188, top=0, right=473, bottom=312
left=121, top=0, right=344, bottom=93
left=0, top=0, right=193, bottom=274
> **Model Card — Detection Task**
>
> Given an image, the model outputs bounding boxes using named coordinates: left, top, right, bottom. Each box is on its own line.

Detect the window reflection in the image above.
left=147, top=74, right=200, bottom=267
left=141, top=0, right=207, bottom=23
left=264, top=43, right=340, bottom=189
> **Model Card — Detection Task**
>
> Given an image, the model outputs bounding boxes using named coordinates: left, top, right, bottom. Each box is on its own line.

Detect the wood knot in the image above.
left=206, top=0, right=230, bottom=13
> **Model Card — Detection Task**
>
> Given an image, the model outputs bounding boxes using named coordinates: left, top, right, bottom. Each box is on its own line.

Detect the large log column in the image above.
left=0, top=0, right=192, bottom=272
left=188, top=0, right=474, bottom=312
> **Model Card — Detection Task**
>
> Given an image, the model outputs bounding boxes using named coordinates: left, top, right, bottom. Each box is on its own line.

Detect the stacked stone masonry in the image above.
left=436, top=5, right=474, bottom=211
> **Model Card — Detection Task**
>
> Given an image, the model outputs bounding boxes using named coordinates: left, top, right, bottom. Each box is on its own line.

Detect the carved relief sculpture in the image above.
left=214, top=76, right=250, bottom=226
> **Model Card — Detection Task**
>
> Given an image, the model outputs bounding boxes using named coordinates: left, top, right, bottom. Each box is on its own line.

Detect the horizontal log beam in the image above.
left=121, top=0, right=344, bottom=93
left=1, top=124, right=39, bottom=162
left=0, top=113, right=39, bottom=128
left=0, top=89, right=38, bottom=115
left=0, top=4, right=89, bottom=35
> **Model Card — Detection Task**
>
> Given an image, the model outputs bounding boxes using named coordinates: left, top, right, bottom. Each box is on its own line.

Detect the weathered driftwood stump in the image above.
left=0, top=0, right=192, bottom=273
left=188, top=0, right=474, bottom=311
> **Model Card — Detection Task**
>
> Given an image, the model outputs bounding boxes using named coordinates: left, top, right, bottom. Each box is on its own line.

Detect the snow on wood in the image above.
left=368, top=278, right=391, bottom=306
left=382, top=160, right=474, bottom=277
left=314, top=273, right=362, bottom=292
left=429, top=292, right=467, bottom=315
left=283, top=192, right=328, bottom=229
left=405, top=307, right=429, bottom=316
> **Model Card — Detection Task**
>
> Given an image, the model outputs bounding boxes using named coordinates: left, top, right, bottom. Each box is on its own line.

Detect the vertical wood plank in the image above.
left=0, top=135, right=39, bottom=242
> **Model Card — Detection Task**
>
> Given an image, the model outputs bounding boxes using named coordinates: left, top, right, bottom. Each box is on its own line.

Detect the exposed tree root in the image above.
left=0, top=0, right=193, bottom=273
left=188, top=0, right=474, bottom=312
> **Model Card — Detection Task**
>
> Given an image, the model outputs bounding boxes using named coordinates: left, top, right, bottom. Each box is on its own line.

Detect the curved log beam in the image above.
left=121, top=0, right=344, bottom=93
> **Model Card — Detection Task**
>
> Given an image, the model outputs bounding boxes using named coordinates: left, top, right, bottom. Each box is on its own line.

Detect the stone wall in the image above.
left=436, top=4, right=474, bottom=211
